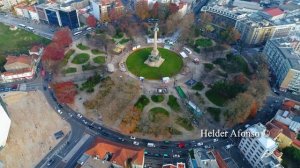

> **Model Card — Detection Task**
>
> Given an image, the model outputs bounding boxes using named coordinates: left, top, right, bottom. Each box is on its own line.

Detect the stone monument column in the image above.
left=151, top=23, right=159, bottom=57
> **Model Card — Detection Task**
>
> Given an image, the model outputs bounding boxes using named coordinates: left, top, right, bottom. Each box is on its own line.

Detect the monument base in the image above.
left=144, top=57, right=165, bottom=67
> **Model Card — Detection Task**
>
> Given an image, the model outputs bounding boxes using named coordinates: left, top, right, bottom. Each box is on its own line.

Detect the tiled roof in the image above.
left=270, top=120, right=296, bottom=140
left=264, top=8, right=284, bottom=17
left=292, top=139, right=300, bottom=148
left=266, top=121, right=282, bottom=139
left=85, top=138, right=144, bottom=167
left=273, top=149, right=283, bottom=158
left=212, top=150, right=228, bottom=168
left=2, top=68, right=32, bottom=76
left=6, top=55, right=32, bottom=66
left=27, top=6, right=36, bottom=12
left=30, top=45, right=42, bottom=53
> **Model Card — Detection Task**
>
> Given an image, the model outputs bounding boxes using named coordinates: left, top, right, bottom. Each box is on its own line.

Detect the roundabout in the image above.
left=126, top=47, right=183, bottom=79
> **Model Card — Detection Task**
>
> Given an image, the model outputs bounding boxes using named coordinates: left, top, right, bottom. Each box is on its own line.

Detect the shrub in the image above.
left=134, top=95, right=150, bottom=110
left=167, top=95, right=180, bottom=111
left=151, top=95, right=164, bottom=103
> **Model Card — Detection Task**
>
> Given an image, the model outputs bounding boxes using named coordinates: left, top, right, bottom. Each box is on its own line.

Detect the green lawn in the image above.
left=149, top=107, right=169, bottom=122
left=151, top=95, right=164, bottom=103
left=93, top=56, right=105, bottom=64
left=207, top=107, right=221, bottom=122
left=72, top=53, right=90, bottom=64
left=192, top=82, right=204, bottom=91
left=63, top=67, right=77, bottom=74
left=0, top=23, right=50, bottom=57
left=195, top=38, right=213, bottom=48
left=119, top=38, right=130, bottom=44
left=77, top=43, right=89, bottom=50
left=126, top=48, right=183, bottom=79
left=91, top=49, right=105, bottom=55
left=167, top=95, right=180, bottom=111
left=134, top=95, right=150, bottom=110
left=82, top=63, right=98, bottom=71
left=62, top=49, right=75, bottom=66
left=176, top=117, right=194, bottom=131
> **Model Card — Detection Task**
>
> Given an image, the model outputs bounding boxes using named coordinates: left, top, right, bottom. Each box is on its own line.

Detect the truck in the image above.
left=147, top=143, right=156, bottom=148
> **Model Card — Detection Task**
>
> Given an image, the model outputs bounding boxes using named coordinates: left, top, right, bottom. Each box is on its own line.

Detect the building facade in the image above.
left=0, top=102, right=11, bottom=149
left=263, top=36, right=300, bottom=94
left=238, top=123, right=282, bottom=168
left=90, top=0, right=124, bottom=22
left=35, top=3, right=80, bottom=29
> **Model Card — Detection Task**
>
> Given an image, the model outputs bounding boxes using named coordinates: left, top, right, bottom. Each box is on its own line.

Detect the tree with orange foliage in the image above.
left=52, top=28, right=72, bottom=48
left=119, top=107, right=142, bottom=133
left=52, top=81, right=77, bottom=104
left=86, top=15, right=97, bottom=27
left=151, top=2, right=159, bottom=18
left=42, top=42, right=65, bottom=61
left=135, top=1, right=150, bottom=20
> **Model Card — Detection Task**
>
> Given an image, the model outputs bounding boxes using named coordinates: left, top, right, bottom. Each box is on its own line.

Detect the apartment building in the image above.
left=0, top=102, right=11, bottom=149
left=263, top=35, right=300, bottom=94
left=90, top=0, right=124, bottom=22
left=35, top=2, right=80, bottom=29
left=200, top=4, right=299, bottom=45
left=238, top=123, right=282, bottom=168
left=188, top=148, right=229, bottom=168
left=0, top=0, right=25, bottom=10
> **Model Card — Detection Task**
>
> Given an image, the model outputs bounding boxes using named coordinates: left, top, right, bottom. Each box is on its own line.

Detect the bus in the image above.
left=73, top=31, right=82, bottom=36
left=18, top=24, right=26, bottom=28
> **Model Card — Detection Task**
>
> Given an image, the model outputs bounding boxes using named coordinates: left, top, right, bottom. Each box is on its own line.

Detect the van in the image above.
left=183, top=47, right=192, bottom=55
left=147, top=143, right=155, bottom=148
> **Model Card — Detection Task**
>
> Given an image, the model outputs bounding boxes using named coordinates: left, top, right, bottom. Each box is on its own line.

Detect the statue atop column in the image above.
left=144, top=23, right=165, bottom=67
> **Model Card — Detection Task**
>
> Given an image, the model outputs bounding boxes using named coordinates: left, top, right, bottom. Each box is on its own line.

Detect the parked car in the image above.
left=57, top=109, right=62, bottom=114
left=213, top=138, right=218, bottom=142
left=133, top=141, right=139, bottom=145
left=225, top=144, right=234, bottom=149
left=130, top=136, right=136, bottom=140
left=173, top=154, right=180, bottom=158
left=197, top=142, right=203, bottom=146
left=77, top=114, right=82, bottom=118
left=47, top=159, right=54, bottom=166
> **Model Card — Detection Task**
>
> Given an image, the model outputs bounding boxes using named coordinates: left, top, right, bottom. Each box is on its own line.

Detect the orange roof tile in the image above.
left=264, top=8, right=284, bottom=17
left=292, top=140, right=300, bottom=148
left=2, top=68, right=32, bottom=76
left=266, top=121, right=282, bottom=139
left=6, top=55, right=32, bottom=66
left=30, top=45, right=42, bottom=53
left=27, top=6, right=36, bottom=12
left=270, top=120, right=296, bottom=140
left=273, top=150, right=283, bottom=158
left=212, top=150, right=228, bottom=168
left=85, top=138, right=144, bottom=167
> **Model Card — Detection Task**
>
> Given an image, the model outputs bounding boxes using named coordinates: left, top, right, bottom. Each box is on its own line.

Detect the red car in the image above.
left=177, top=142, right=185, bottom=148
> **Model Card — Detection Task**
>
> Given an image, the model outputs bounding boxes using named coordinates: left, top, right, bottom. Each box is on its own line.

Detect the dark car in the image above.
left=159, top=145, right=168, bottom=149
left=47, top=159, right=54, bottom=166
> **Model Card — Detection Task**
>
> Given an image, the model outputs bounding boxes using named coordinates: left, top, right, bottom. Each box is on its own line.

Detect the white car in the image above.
left=133, top=141, right=139, bottom=145
left=173, top=154, right=180, bottom=158
left=82, top=120, right=88, bottom=125
left=245, top=124, right=250, bottom=128
left=77, top=114, right=83, bottom=118
left=130, top=136, right=136, bottom=140
left=57, top=109, right=62, bottom=114
left=197, top=142, right=203, bottom=146
left=213, top=138, right=218, bottom=142
left=225, top=144, right=234, bottom=149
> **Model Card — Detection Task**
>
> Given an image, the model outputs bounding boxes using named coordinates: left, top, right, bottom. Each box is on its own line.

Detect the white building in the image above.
left=239, top=123, right=282, bottom=168
left=0, top=102, right=11, bottom=149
